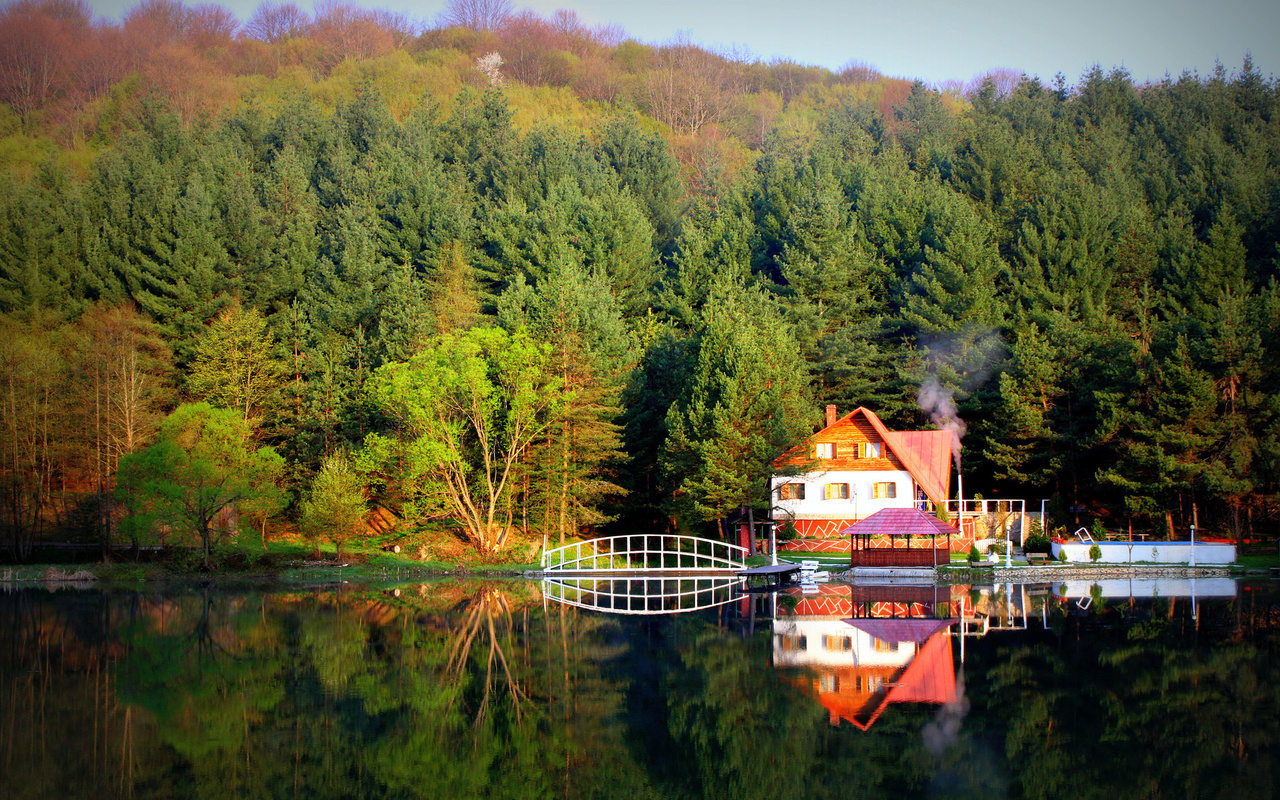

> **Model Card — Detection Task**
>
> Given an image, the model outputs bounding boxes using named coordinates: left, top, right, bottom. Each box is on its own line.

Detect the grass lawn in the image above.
left=1235, top=552, right=1279, bottom=571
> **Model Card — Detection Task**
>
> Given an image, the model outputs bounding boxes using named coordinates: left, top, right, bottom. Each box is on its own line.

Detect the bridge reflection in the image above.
left=540, top=575, right=742, bottom=615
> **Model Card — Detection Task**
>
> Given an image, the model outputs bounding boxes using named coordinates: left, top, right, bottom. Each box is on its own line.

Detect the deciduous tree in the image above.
left=365, top=327, right=561, bottom=553
left=117, top=403, right=285, bottom=568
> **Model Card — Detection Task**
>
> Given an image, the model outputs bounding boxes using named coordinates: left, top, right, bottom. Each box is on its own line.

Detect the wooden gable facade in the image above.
left=777, top=411, right=909, bottom=473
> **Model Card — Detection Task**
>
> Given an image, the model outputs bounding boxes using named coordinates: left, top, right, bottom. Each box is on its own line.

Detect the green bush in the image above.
left=968, top=544, right=980, bottom=563
left=1024, top=534, right=1052, bottom=554
left=1089, top=543, right=1102, bottom=562
left=1058, top=549, right=1069, bottom=563
left=777, top=520, right=798, bottom=541
left=1090, top=517, right=1106, bottom=540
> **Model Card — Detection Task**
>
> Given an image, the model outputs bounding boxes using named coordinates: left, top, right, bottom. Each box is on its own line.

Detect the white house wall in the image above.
left=771, top=619, right=918, bottom=669
left=771, top=469, right=919, bottom=520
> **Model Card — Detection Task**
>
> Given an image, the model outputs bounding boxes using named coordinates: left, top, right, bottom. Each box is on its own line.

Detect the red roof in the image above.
left=838, top=507, right=957, bottom=538
left=885, top=429, right=953, bottom=506
left=775, top=407, right=952, bottom=504
left=843, top=618, right=953, bottom=644
left=846, top=625, right=957, bottom=731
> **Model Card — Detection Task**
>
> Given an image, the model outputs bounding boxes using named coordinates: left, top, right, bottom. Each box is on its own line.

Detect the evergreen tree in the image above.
left=498, top=257, right=632, bottom=543
left=662, top=277, right=814, bottom=529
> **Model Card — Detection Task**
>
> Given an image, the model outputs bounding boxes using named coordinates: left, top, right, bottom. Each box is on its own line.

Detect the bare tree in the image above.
left=644, top=34, right=745, bottom=137
left=243, top=1, right=309, bottom=42
left=185, top=3, right=238, bottom=49
left=369, top=8, right=422, bottom=48
left=965, top=68, right=1024, bottom=100
left=838, top=59, right=881, bottom=85
left=310, top=1, right=394, bottom=71
left=438, top=0, right=511, bottom=32
left=0, top=2, right=70, bottom=125
left=73, top=305, right=172, bottom=556
left=123, top=0, right=188, bottom=47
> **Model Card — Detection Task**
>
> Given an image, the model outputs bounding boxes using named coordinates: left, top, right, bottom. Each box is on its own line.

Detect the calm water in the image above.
left=1, top=578, right=1277, bottom=799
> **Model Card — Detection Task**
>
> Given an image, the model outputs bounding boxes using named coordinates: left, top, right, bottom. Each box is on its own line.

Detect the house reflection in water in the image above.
left=771, top=584, right=963, bottom=729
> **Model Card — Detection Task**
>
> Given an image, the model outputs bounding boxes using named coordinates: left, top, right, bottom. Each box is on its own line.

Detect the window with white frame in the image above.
left=815, top=442, right=835, bottom=458
left=863, top=442, right=882, bottom=458
left=824, top=483, right=849, bottom=500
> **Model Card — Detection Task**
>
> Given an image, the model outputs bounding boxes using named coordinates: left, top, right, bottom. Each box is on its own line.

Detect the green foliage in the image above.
left=365, top=327, right=562, bottom=552
left=968, top=543, right=980, bottom=563
left=1089, top=543, right=1103, bottom=562
left=1089, top=517, right=1107, bottom=540
left=186, top=301, right=284, bottom=425
left=661, top=276, right=815, bottom=524
left=117, top=403, right=286, bottom=568
left=300, top=452, right=368, bottom=560
left=777, top=520, right=798, bottom=541
left=4, top=48, right=1280, bottom=547
left=934, top=502, right=950, bottom=524
left=1024, top=534, right=1052, bottom=554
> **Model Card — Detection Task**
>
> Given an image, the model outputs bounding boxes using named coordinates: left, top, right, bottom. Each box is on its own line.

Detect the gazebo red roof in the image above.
left=838, top=507, right=957, bottom=538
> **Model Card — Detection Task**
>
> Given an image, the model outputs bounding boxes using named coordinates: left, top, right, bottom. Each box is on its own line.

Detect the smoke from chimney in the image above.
left=918, top=377, right=965, bottom=467
left=922, top=668, right=970, bottom=757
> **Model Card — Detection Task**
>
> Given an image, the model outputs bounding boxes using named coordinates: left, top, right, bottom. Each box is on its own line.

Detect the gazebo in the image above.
left=840, top=508, right=953, bottom=567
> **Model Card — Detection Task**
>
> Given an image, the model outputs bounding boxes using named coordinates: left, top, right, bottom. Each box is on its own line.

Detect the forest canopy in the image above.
left=1, top=0, right=1279, bottom=559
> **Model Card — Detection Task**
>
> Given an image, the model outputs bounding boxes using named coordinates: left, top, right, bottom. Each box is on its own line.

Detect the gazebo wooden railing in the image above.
left=849, top=548, right=949, bottom=567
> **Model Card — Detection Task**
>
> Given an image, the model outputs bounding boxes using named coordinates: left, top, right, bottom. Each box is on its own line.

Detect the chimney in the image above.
left=825, top=404, right=837, bottom=428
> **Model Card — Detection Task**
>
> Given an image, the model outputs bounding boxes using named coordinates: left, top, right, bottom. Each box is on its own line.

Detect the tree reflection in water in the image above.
left=444, top=587, right=528, bottom=727
left=0, top=581, right=1276, bottom=799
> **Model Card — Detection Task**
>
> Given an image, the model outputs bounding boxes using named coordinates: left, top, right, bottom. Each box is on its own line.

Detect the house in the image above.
left=770, top=406, right=953, bottom=538
left=770, top=585, right=958, bottom=730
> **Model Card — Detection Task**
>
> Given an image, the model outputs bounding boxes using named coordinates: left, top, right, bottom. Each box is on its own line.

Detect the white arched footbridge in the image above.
left=541, top=533, right=748, bottom=575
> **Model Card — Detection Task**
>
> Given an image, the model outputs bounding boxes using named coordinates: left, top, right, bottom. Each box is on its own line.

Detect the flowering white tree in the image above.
left=476, top=51, right=504, bottom=86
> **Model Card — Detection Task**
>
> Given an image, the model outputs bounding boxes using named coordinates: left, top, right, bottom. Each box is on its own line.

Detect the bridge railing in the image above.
left=542, top=576, right=741, bottom=615
left=542, top=534, right=748, bottom=572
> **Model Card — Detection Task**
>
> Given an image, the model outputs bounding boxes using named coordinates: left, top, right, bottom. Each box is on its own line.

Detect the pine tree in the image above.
left=662, top=276, right=814, bottom=529
left=497, top=256, right=632, bottom=543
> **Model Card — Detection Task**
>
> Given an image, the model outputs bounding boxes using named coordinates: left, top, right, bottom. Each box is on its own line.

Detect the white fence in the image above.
left=943, top=498, right=1043, bottom=545
left=541, top=534, right=748, bottom=573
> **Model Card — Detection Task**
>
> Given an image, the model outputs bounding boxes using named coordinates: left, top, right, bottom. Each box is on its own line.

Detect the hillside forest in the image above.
left=2, top=0, right=1279, bottom=562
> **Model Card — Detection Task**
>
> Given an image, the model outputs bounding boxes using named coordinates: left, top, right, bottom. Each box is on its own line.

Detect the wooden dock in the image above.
left=737, top=563, right=800, bottom=578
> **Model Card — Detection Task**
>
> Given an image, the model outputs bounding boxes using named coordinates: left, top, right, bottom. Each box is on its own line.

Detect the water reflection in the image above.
left=0, top=579, right=1276, bottom=799
left=540, top=575, right=740, bottom=614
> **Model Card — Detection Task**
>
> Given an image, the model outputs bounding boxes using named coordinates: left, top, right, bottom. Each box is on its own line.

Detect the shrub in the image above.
left=968, top=544, right=980, bottom=563
left=777, top=520, right=798, bottom=541
left=1089, top=543, right=1102, bottom=562
left=1090, top=517, right=1106, bottom=541
left=1058, top=549, right=1069, bottom=563
left=1024, top=534, right=1052, bottom=554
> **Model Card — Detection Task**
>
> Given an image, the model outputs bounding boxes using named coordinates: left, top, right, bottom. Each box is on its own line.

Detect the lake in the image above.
left=1, top=577, right=1277, bottom=799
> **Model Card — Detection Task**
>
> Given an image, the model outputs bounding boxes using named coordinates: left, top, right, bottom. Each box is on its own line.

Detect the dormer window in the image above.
left=815, top=442, right=835, bottom=459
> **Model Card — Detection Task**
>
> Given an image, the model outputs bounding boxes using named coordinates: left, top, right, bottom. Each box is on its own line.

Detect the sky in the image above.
left=85, top=0, right=1279, bottom=87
